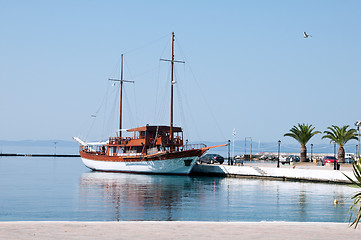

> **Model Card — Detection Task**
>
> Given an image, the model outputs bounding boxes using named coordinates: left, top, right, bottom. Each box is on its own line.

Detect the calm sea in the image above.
left=0, top=155, right=356, bottom=222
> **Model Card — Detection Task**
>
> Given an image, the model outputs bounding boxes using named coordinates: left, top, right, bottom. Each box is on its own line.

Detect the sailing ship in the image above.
left=74, top=32, right=225, bottom=175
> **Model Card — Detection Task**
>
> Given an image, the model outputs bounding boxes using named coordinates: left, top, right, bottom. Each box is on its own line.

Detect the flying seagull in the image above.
left=303, top=32, right=312, bottom=38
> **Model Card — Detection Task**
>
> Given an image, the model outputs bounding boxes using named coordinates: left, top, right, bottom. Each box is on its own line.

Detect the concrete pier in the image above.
left=191, top=163, right=355, bottom=184
left=0, top=221, right=359, bottom=240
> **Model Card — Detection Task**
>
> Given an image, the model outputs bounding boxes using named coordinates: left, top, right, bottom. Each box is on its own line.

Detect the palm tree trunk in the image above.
left=300, top=144, right=307, bottom=162
left=337, top=146, right=345, bottom=163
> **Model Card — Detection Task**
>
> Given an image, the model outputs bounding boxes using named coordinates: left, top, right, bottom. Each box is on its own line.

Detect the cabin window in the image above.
left=140, top=131, right=145, bottom=139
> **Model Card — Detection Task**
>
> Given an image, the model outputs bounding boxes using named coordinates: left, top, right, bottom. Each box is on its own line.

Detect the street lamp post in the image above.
left=228, top=140, right=231, bottom=165
left=355, top=121, right=361, bottom=162
left=311, top=144, right=313, bottom=163
left=232, top=129, right=236, bottom=166
left=333, top=141, right=337, bottom=170
left=277, top=140, right=281, bottom=168
left=357, top=144, right=359, bottom=163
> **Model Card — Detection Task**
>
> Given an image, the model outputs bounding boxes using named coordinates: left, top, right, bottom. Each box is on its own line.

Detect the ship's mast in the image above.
left=160, top=32, right=184, bottom=148
left=109, top=54, right=134, bottom=138
left=170, top=32, right=175, bottom=146
left=120, top=54, right=124, bottom=137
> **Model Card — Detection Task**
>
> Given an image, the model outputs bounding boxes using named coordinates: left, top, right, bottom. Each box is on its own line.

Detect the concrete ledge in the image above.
left=191, top=164, right=355, bottom=184
left=0, top=221, right=359, bottom=240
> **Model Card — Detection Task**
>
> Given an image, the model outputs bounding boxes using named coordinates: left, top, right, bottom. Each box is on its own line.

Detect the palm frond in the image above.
left=344, top=162, right=361, bottom=228
left=322, top=125, right=358, bottom=146
left=284, top=123, right=321, bottom=145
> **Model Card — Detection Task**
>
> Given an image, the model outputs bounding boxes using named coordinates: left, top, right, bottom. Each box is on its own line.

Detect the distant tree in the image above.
left=322, top=125, right=358, bottom=163
left=284, top=123, right=321, bottom=162
left=343, top=162, right=361, bottom=228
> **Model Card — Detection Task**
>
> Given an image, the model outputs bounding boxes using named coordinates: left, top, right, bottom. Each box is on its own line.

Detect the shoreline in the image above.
left=0, top=221, right=359, bottom=240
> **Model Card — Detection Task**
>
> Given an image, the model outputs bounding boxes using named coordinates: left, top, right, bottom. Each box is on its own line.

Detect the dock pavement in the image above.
left=192, top=162, right=356, bottom=184
left=0, top=221, right=360, bottom=240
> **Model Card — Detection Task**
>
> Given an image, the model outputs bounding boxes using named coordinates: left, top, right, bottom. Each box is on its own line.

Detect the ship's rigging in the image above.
left=83, top=32, right=225, bottom=143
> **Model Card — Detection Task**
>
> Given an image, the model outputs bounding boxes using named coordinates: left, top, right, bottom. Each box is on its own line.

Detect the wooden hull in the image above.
left=80, top=149, right=206, bottom=175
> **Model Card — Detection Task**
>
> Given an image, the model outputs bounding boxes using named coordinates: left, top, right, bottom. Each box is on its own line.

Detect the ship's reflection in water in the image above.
left=79, top=172, right=355, bottom=222
left=79, top=172, right=220, bottom=221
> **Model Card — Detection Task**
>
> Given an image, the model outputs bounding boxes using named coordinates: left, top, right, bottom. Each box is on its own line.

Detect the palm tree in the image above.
left=322, top=125, right=358, bottom=163
left=284, top=123, right=321, bottom=162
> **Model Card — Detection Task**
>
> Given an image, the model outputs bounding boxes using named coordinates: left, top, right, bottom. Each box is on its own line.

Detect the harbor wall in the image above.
left=191, top=164, right=355, bottom=184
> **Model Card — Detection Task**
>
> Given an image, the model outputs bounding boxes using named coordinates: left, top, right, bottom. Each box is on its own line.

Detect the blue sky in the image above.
left=1, top=0, right=361, bottom=148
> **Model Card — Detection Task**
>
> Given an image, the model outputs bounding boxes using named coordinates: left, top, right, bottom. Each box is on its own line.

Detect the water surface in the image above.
left=0, top=156, right=356, bottom=222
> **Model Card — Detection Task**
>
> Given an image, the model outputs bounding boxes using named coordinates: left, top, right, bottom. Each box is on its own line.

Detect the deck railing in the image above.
left=80, top=145, right=105, bottom=154
left=182, top=143, right=207, bottom=151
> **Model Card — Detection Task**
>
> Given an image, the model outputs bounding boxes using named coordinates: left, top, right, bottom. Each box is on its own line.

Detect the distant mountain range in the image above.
left=0, top=140, right=78, bottom=155
left=196, top=140, right=359, bottom=155
left=0, top=140, right=78, bottom=147
left=1, top=139, right=358, bottom=155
